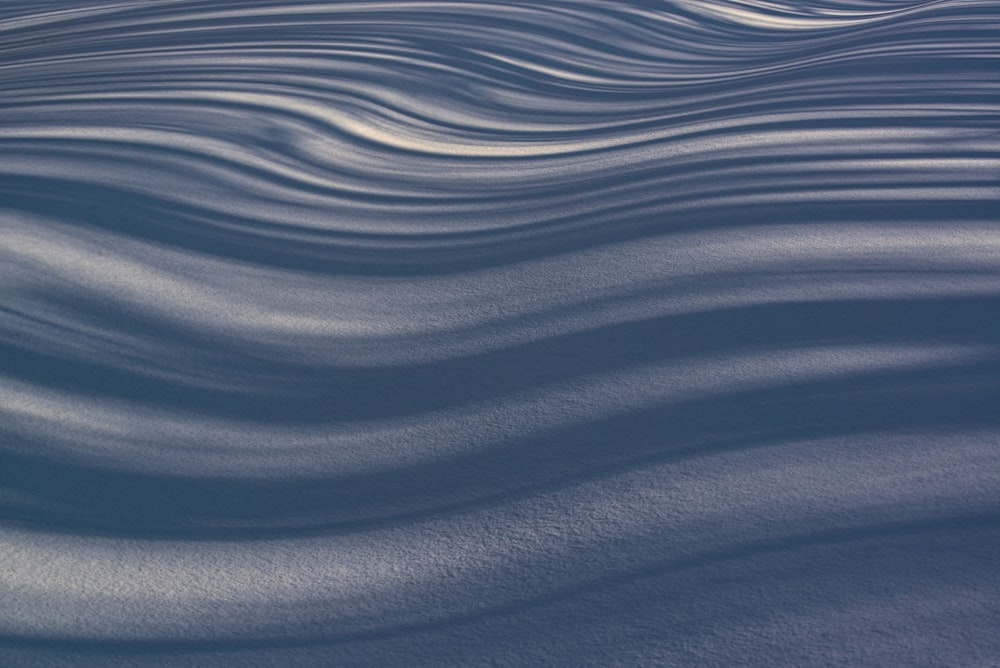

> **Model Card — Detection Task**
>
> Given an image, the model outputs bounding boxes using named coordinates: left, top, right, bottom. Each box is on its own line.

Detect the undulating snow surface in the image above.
left=2, top=0, right=999, bottom=665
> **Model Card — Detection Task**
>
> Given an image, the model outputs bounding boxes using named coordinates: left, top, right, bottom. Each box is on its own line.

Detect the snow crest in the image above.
left=2, top=0, right=999, bottom=665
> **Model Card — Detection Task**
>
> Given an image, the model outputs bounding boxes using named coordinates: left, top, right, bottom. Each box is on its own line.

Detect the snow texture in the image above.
left=1, top=0, right=999, bottom=665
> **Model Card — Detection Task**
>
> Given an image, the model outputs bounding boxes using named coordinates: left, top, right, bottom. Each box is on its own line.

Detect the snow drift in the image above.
left=1, top=0, right=998, bottom=665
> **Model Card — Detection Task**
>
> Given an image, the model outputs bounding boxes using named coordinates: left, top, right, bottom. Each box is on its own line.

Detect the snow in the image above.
left=1, top=0, right=998, bottom=665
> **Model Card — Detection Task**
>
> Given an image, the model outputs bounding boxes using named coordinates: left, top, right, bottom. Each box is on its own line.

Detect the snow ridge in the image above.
left=1, top=0, right=998, bottom=665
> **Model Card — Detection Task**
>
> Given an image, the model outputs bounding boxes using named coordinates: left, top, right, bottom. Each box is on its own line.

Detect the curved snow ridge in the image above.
left=2, top=432, right=999, bottom=648
left=1, top=0, right=999, bottom=664
left=3, top=342, right=993, bottom=478
left=2, top=0, right=997, bottom=256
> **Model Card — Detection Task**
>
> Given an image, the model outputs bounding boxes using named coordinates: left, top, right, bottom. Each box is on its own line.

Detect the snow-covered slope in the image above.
left=1, top=1, right=998, bottom=665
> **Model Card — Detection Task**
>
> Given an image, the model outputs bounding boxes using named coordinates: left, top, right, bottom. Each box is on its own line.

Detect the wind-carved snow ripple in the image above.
left=1, top=0, right=999, bottom=664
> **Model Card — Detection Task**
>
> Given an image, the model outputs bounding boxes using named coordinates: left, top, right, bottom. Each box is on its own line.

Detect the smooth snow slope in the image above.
left=1, top=0, right=999, bottom=665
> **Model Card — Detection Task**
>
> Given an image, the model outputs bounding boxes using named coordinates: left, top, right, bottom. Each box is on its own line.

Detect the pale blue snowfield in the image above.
left=1, top=0, right=998, bottom=665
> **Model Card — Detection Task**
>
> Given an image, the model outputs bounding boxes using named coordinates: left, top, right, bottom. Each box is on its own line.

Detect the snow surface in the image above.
left=1, top=0, right=999, bottom=665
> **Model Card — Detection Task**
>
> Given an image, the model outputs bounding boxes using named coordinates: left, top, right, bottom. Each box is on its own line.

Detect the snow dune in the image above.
left=1, top=0, right=998, bottom=665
